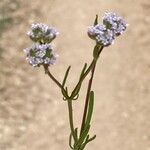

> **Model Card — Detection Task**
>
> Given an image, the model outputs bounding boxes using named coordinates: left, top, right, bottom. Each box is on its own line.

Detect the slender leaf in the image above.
left=62, top=66, right=71, bottom=87
left=85, top=91, right=94, bottom=128
left=87, top=135, right=96, bottom=143
left=71, top=82, right=81, bottom=99
left=80, top=134, right=96, bottom=150
left=74, top=128, right=78, bottom=140
left=74, top=125, right=90, bottom=149
left=71, top=63, right=87, bottom=99
left=61, top=88, right=68, bottom=99
left=80, top=63, right=87, bottom=79
left=94, top=14, right=98, bottom=26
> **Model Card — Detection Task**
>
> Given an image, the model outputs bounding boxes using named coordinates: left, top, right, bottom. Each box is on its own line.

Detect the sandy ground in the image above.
left=0, top=0, right=150, bottom=150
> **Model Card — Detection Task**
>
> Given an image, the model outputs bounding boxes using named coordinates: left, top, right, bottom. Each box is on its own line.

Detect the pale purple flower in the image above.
left=87, top=12, right=128, bottom=46
left=27, top=23, right=59, bottom=43
left=88, top=24, right=114, bottom=46
left=23, top=44, right=58, bottom=67
left=103, top=12, right=128, bottom=36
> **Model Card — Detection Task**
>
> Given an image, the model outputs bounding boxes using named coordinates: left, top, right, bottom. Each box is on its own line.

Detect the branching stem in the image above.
left=80, top=46, right=103, bottom=137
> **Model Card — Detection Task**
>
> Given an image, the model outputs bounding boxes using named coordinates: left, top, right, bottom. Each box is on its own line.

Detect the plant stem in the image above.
left=44, top=66, right=77, bottom=144
left=43, top=65, right=66, bottom=93
left=80, top=62, right=96, bottom=136
left=80, top=46, right=103, bottom=136
left=71, top=59, right=96, bottom=98
left=67, top=100, right=77, bottom=142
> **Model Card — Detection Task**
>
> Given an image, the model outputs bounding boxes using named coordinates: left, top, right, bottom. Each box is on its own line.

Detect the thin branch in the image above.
left=43, top=65, right=67, bottom=94
left=68, top=100, right=77, bottom=142
left=80, top=46, right=103, bottom=136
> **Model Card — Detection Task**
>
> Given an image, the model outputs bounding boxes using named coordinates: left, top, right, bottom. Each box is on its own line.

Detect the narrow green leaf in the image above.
left=80, top=63, right=87, bottom=79
left=71, top=63, right=88, bottom=99
left=62, top=66, right=71, bottom=87
left=85, top=91, right=94, bottom=129
left=71, top=63, right=87, bottom=99
left=94, top=14, right=98, bottom=26
left=65, top=87, right=69, bottom=96
left=87, top=134, right=96, bottom=143
left=74, top=83, right=81, bottom=95
left=71, top=82, right=81, bottom=99
left=80, top=134, right=96, bottom=150
left=74, top=128, right=78, bottom=140
left=74, top=125, right=90, bottom=148
left=61, top=88, right=68, bottom=99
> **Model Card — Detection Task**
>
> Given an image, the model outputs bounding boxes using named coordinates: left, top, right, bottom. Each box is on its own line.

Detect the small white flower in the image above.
left=103, top=12, right=128, bottom=36
left=27, top=23, right=59, bottom=43
left=23, top=44, right=58, bottom=67
left=87, top=12, right=128, bottom=46
left=88, top=24, right=114, bottom=46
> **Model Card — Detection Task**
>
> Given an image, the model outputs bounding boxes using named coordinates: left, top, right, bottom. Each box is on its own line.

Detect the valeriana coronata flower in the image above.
left=88, top=24, right=114, bottom=46
left=88, top=12, right=128, bottom=46
left=23, top=44, right=58, bottom=67
left=103, top=12, right=128, bottom=36
left=27, top=23, right=59, bottom=43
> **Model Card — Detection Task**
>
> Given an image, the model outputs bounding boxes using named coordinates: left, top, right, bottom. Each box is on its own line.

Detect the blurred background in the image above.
left=0, top=0, right=150, bottom=150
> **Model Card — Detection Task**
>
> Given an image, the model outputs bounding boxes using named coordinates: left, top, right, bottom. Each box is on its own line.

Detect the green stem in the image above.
left=80, top=46, right=103, bottom=136
left=43, top=65, right=66, bottom=94
left=80, top=62, right=96, bottom=136
left=82, top=59, right=96, bottom=80
left=67, top=100, right=77, bottom=142
left=71, top=59, right=96, bottom=98
left=44, top=66, right=77, bottom=145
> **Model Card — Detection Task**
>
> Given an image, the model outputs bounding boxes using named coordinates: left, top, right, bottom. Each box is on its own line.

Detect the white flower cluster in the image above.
left=103, top=12, right=128, bottom=36
left=24, top=44, right=58, bottom=67
left=88, top=24, right=114, bottom=46
left=24, top=23, right=58, bottom=67
left=88, top=12, right=128, bottom=46
left=27, top=23, right=59, bottom=43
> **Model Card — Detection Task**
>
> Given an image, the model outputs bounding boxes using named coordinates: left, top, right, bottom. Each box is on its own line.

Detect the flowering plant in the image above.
left=23, top=12, right=128, bottom=150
